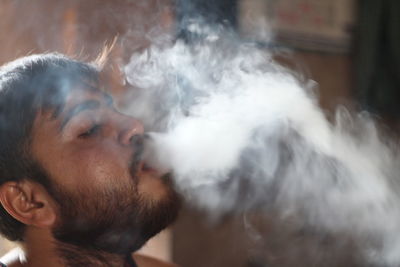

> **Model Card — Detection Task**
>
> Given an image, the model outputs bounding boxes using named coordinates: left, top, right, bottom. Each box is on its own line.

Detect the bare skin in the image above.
left=0, top=86, right=179, bottom=267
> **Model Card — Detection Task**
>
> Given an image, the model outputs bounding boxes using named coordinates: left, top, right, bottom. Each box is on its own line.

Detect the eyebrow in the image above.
left=59, top=100, right=101, bottom=131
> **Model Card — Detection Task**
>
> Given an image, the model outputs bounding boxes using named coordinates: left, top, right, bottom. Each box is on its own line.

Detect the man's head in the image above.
left=0, top=53, right=180, bottom=254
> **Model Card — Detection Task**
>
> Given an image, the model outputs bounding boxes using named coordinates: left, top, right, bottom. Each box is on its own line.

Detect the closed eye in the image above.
left=79, top=124, right=102, bottom=138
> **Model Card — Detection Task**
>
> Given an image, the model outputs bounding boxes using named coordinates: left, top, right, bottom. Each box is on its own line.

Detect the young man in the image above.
left=0, top=53, right=181, bottom=266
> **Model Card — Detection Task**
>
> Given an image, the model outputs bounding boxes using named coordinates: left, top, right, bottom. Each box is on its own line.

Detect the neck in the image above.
left=22, top=227, right=127, bottom=267
left=54, top=242, right=126, bottom=267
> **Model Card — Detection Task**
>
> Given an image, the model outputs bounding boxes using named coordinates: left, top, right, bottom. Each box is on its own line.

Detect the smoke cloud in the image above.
left=123, top=26, right=400, bottom=266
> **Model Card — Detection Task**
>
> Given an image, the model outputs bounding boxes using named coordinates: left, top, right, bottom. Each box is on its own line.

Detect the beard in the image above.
left=45, top=146, right=181, bottom=254
left=50, top=182, right=180, bottom=254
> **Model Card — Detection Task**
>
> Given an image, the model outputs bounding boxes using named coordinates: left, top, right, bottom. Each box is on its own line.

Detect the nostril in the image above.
left=129, top=134, right=143, bottom=147
left=130, top=134, right=145, bottom=162
left=129, top=135, right=138, bottom=144
left=118, top=116, right=145, bottom=145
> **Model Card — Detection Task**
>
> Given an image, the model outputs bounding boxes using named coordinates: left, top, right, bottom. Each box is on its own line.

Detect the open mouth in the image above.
left=141, top=162, right=157, bottom=173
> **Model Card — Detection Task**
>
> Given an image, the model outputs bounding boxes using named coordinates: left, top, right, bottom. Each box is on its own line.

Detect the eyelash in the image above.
left=79, top=124, right=102, bottom=138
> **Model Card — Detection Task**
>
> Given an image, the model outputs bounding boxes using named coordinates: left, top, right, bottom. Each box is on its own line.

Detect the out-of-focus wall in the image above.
left=239, top=0, right=357, bottom=53
left=0, top=0, right=173, bottom=62
left=238, top=0, right=355, bottom=110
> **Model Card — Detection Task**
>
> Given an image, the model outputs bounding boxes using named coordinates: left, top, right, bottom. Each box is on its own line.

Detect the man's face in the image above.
left=31, top=85, right=180, bottom=253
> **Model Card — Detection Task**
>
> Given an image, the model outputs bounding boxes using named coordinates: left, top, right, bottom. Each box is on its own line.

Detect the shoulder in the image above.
left=132, top=253, right=179, bottom=267
left=0, top=248, right=23, bottom=267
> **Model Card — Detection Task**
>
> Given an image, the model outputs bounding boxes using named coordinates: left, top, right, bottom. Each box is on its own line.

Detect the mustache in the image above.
left=129, top=134, right=146, bottom=177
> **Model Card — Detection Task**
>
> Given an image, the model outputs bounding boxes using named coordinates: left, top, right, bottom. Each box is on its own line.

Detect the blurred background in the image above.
left=0, top=0, right=399, bottom=266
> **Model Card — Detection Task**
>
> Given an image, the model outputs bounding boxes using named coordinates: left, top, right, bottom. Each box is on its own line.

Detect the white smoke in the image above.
left=123, top=27, right=400, bottom=266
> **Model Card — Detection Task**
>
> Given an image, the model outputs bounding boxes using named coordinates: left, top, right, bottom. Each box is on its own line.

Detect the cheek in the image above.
left=56, top=142, right=132, bottom=190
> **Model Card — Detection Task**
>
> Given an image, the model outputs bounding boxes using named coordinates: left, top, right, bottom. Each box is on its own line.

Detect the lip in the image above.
left=131, top=160, right=159, bottom=178
left=142, top=162, right=157, bottom=172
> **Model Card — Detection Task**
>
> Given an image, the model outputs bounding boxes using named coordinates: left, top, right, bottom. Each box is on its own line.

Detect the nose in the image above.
left=118, top=115, right=145, bottom=146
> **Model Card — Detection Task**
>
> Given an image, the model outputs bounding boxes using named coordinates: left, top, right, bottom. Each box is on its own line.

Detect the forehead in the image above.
left=63, top=86, right=108, bottom=111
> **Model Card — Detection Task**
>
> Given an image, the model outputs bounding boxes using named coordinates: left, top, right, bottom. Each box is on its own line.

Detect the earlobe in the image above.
left=0, top=180, right=56, bottom=228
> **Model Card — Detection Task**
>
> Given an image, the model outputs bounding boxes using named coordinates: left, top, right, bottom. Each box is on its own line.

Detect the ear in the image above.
left=0, top=180, right=56, bottom=228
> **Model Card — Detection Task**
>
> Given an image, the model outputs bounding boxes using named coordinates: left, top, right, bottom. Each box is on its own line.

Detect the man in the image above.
left=0, top=53, right=181, bottom=266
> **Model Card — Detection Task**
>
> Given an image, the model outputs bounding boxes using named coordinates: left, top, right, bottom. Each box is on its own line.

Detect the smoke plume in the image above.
left=123, top=26, right=400, bottom=266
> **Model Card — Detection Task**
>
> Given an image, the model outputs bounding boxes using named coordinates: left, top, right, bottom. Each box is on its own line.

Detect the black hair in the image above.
left=0, top=53, right=100, bottom=241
